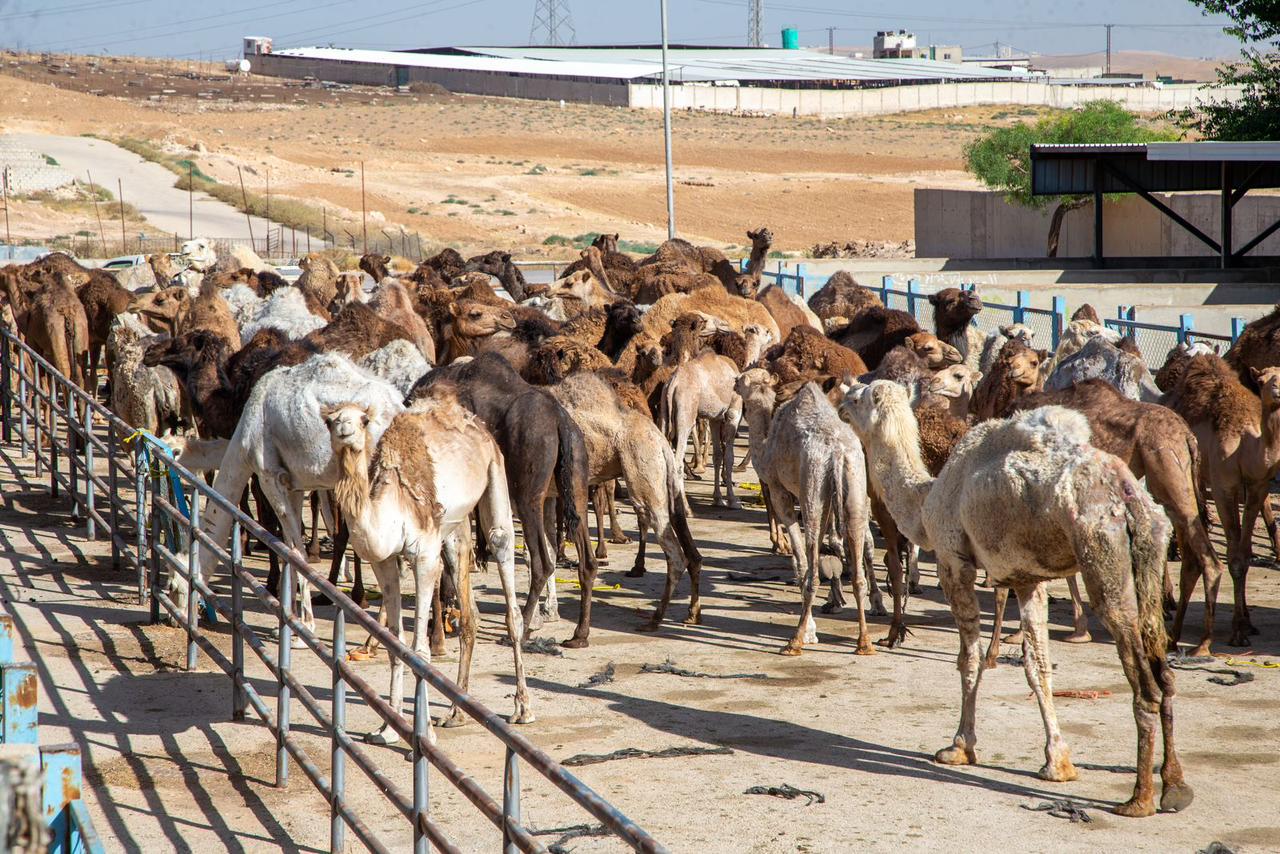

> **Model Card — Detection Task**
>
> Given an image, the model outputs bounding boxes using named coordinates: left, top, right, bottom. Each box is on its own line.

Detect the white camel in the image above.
left=662, top=350, right=743, bottom=509
left=190, top=353, right=405, bottom=641
left=322, top=388, right=533, bottom=744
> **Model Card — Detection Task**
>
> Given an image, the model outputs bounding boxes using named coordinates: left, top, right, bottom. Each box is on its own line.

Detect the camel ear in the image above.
left=927, top=293, right=939, bottom=306
left=1250, top=366, right=1262, bottom=383
left=1213, top=343, right=1221, bottom=355
left=971, top=370, right=984, bottom=384
left=999, top=323, right=1016, bottom=336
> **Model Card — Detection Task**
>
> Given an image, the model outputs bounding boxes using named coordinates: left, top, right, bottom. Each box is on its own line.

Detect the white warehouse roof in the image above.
left=269, top=44, right=1032, bottom=84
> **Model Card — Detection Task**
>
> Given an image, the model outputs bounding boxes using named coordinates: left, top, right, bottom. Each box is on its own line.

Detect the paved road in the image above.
left=11, top=133, right=284, bottom=244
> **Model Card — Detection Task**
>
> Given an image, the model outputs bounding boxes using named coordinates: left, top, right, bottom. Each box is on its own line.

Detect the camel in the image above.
left=1224, top=302, right=1280, bottom=390
left=807, top=270, right=882, bottom=324
left=766, top=325, right=867, bottom=386
left=827, top=303, right=921, bottom=370
left=295, top=253, right=342, bottom=310
left=463, top=250, right=530, bottom=301
left=662, top=351, right=743, bottom=509
left=146, top=252, right=178, bottom=287
left=3, top=271, right=90, bottom=437
left=969, top=339, right=1047, bottom=421
left=189, top=353, right=406, bottom=641
left=407, top=353, right=598, bottom=646
left=977, top=323, right=1035, bottom=375
left=736, top=372, right=873, bottom=654
left=75, top=271, right=132, bottom=395
left=924, top=364, right=981, bottom=417
left=106, top=313, right=183, bottom=435
left=1165, top=355, right=1280, bottom=646
left=865, top=333, right=962, bottom=388
left=841, top=380, right=1192, bottom=818
left=548, top=373, right=703, bottom=629
left=442, top=299, right=556, bottom=372
left=1156, top=341, right=1218, bottom=392
left=728, top=227, right=773, bottom=298
left=129, top=279, right=241, bottom=348
left=1047, top=336, right=1161, bottom=403
left=1046, top=304, right=1120, bottom=374
left=597, top=300, right=645, bottom=361
left=639, top=285, right=780, bottom=345
left=322, top=388, right=533, bottom=742
left=369, top=280, right=436, bottom=363
left=1006, top=379, right=1223, bottom=656
left=929, top=288, right=985, bottom=370
left=240, top=287, right=328, bottom=342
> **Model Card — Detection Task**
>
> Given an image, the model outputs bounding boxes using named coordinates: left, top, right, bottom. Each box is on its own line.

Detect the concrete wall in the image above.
left=0, top=138, right=74, bottom=194
left=253, top=54, right=630, bottom=105
left=915, top=188, right=1280, bottom=260
left=627, top=80, right=1241, bottom=117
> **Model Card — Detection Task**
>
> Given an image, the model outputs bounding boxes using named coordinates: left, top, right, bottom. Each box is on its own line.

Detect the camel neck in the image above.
left=1261, top=398, right=1280, bottom=471
left=742, top=398, right=773, bottom=456
left=864, top=414, right=935, bottom=546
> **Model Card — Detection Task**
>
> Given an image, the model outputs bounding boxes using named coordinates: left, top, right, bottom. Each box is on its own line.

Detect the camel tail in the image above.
left=1186, top=432, right=1209, bottom=528
left=658, top=377, right=676, bottom=444
left=1125, top=482, right=1171, bottom=660
left=552, top=408, right=584, bottom=539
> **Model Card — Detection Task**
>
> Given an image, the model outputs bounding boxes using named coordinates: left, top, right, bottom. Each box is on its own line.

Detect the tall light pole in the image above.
left=660, top=0, right=675, bottom=239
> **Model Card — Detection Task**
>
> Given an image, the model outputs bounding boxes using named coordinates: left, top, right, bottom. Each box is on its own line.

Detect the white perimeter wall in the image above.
left=628, top=81, right=1241, bottom=117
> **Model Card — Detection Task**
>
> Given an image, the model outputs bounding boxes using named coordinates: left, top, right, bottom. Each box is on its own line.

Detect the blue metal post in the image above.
left=880, top=275, right=893, bottom=303
left=186, top=490, right=200, bottom=671
left=136, top=445, right=149, bottom=605
left=41, top=744, right=82, bottom=854
left=83, top=399, right=95, bottom=541
left=1126, top=305, right=1137, bottom=323
left=1232, top=316, right=1246, bottom=344
left=1, top=334, right=10, bottom=445
left=1178, top=313, right=1194, bottom=345
left=906, top=278, right=920, bottom=318
left=1014, top=291, right=1030, bottom=325
left=231, top=523, right=246, bottom=721
left=1051, top=296, right=1066, bottom=350
left=0, top=662, right=37, bottom=744
left=794, top=262, right=807, bottom=298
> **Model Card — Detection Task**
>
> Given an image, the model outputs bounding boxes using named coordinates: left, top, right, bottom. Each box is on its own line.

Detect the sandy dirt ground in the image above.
left=0, top=52, right=1058, bottom=257
left=1, top=415, right=1278, bottom=853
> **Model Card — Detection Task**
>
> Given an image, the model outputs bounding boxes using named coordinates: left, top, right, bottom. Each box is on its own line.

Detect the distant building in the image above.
left=873, top=30, right=961, bottom=63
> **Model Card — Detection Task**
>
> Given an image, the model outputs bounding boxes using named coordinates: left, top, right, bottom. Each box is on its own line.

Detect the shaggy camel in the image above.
left=3, top=271, right=90, bottom=438
left=736, top=373, right=873, bottom=654
left=969, top=339, right=1047, bottom=420
left=549, top=373, right=703, bottom=628
left=442, top=299, right=556, bottom=372
left=464, top=250, right=530, bottom=301
left=662, top=351, right=743, bottom=509
left=408, top=353, right=598, bottom=646
left=1224, top=302, right=1280, bottom=390
left=295, top=253, right=342, bottom=310
left=1156, top=341, right=1218, bottom=392
left=766, top=325, right=867, bottom=385
left=1166, top=355, right=1280, bottom=646
left=107, top=313, right=183, bottom=434
left=842, top=380, right=1191, bottom=817
left=76, top=271, right=132, bottom=394
left=322, top=389, right=533, bottom=742
left=1004, top=379, right=1223, bottom=655
left=977, top=323, right=1034, bottom=375
left=807, top=270, right=881, bottom=323
left=1047, top=304, right=1119, bottom=374
left=1047, top=336, right=1161, bottom=403
left=129, top=280, right=241, bottom=348
left=866, top=333, right=962, bottom=387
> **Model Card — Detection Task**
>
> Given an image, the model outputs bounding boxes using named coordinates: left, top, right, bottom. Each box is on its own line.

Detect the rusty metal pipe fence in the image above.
left=0, top=327, right=667, bottom=854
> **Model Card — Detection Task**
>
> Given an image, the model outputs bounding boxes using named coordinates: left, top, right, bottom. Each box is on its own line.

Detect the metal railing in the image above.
left=1105, top=306, right=1239, bottom=366
left=0, top=327, right=667, bottom=854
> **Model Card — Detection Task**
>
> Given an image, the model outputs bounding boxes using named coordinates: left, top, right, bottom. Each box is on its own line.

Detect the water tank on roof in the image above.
left=226, top=59, right=251, bottom=73
left=781, top=28, right=799, bottom=49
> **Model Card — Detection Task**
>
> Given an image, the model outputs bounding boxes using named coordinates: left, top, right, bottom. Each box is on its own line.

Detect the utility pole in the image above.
left=827, top=26, right=836, bottom=55
left=1104, top=24, right=1113, bottom=76
left=529, top=0, right=576, bottom=46
left=748, top=0, right=763, bottom=47
left=660, top=0, right=675, bottom=239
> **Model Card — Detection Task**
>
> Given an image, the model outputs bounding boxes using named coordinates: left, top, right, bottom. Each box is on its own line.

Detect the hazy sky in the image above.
left=0, top=0, right=1243, bottom=60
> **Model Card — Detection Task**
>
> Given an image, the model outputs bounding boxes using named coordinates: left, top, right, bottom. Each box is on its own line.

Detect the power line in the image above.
left=0, top=0, right=150, bottom=23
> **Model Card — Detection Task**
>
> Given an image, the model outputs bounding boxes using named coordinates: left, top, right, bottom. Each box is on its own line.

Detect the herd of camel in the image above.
left=6, top=224, right=1280, bottom=815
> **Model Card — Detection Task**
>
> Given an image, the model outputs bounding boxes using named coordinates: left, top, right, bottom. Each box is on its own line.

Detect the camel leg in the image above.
left=638, top=505, right=691, bottom=632
left=517, top=493, right=558, bottom=635
left=1017, top=582, right=1077, bottom=782
left=1262, top=496, right=1280, bottom=561
left=1168, top=508, right=1223, bottom=656
left=306, top=492, right=322, bottom=561
left=364, top=557, right=406, bottom=745
left=592, top=483, right=609, bottom=562
left=254, top=471, right=313, bottom=644
left=441, top=529, right=477, bottom=727
left=935, top=559, right=982, bottom=767
left=770, top=488, right=809, bottom=654
left=761, top=483, right=790, bottom=556
left=870, top=496, right=908, bottom=648
left=721, top=404, right=742, bottom=509
left=845, top=510, right=874, bottom=655
left=606, top=481, right=631, bottom=544
left=983, top=586, right=1008, bottom=669
left=906, top=543, right=922, bottom=595
left=478, top=485, right=533, bottom=724
left=734, top=443, right=751, bottom=473
left=689, top=417, right=710, bottom=476
left=1232, top=485, right=1266, bottom=642
left=1064, top=575, right=1092, bottom=643
left=1153, top=649, right=1194, bottom=814
left=862, top=522, right=885, bottom=616
left=710, top=416, right=726, bottom=507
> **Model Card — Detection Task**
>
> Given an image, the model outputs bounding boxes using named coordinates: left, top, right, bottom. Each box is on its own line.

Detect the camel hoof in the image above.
left=934, top=745, right=976, bottom=766
left=364, top=727, right=402, bottom=747
left=855, top=640, right=876, bottom=656
left=347, top=647, right=377, bottom=662
left=983, top=656, right=998, bottom=670
left=1003, top=630, right=1025, bottom=646
left=636, top=621, right=660, bottom=633
left=625, top=566, right=645, bottom=579
left=509, top=709, right=536, bottom=725
left=561, top=636, right=589, bottom=649
left=908, top=582, right=923, bottom=596
left=869, top=603, right=887, bottom=618
left=1228, top=631, right=1250, bottom=647
left=779, top=642, right=803, bottom=657
left=682, top=611, right=702, bottom=626
left=1190, top=642, right=1212, bottom=658
left=1063, top=630, right=1092, bottom=644
left=1113, top=796, right=1156, bottom=818
left=1160, top=782, right=1194, bottom=813
left=1039, top=757, right=1078, bottom=783
left=441, top=711, right=468, bottom=729
left=609, top=534, right=632, bottom=545
left=594, top=548, right=609, bottom=562
left=819, top=600, right=842, bottom=615
left=726, top=499, right=742, bottom=510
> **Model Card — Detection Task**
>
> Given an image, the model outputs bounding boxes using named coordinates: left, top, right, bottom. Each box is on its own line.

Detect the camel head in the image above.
left=742, top=324, right=774, bottom=367
left=998, top=340, right=1048, bottom=390
left=747, top=227, right=774, bottom=250
left=734, top=367, right=777, bottom=412
left=927, top=364, right=981, bottom=408
left=928, top=287, right=983, bottom=326
left=128, top=286, right=190, bottom=335
left=905, top=332, right=962, bottom=369
left=663, top=312, right=715, bottom=364
left=142, top=329, right=232, bottom=373
left=998, top=323, right=1035, bottom=347
left=1070, top=303, right=1101, bottom=324
left=591, top=233, right=619, bottom=254
left=547, top=269, right=598, bottom=303
left=605, top=299, right=643, bottom=337
left=321, top=402, right=375, bottom=456
left=1250, top=366, right=1280, bottom=409
left=839, top=378, right=914, bottom=441
left=360, top=254, right=392, bottom=282
left=146, top=253, right=177, bottom=283
left=733, top=273, right=759, bottom=299
left=450, top=299, right=516, bottom=338
left=179, top=238, right=216, bottom=273
left=329, top=272, right=366, bottom=314
left=462, top=250, right=508, bottom=277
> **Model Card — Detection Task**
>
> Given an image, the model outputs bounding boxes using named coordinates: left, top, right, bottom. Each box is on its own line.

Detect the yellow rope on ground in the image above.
left=555, top=577, right=621, bottom=592
left=1221, top=658, right=1280, bottom=669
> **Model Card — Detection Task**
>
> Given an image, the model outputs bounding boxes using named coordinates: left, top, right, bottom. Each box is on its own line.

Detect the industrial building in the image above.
left=243, top=39, right=1237, bottom=118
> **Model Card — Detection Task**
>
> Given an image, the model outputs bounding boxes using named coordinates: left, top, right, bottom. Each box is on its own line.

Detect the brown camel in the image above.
left=129, top=279, right=241, bottom=348
left=807, top=270, right=882, bottom=324
left=75, top=270, right=132, bottom=394
left=766, top=325, right=867, bottom=385
left=969, top=339, right=1047, bottom=421
left=929, top=287, right=985, bottom=371
left=1224, top=302, right=1280, bottom=390
left=842, top=380, right=1191, bottom=818
left=827, top=303, right=921, bottom=370
left=5, top=271, right=90, bottom=436
left=1165, top=355, right=1280, bottom=646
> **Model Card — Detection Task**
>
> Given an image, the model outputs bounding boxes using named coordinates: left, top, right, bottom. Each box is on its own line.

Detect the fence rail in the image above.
left=0, top=328, right=666, bottom=853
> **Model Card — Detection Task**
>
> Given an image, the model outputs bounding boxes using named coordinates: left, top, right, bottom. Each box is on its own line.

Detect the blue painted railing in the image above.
left=0, top=613, right=106, bottom=853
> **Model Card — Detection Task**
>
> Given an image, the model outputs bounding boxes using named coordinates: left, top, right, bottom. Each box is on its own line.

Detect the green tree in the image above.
left=1179, top=1, right=1280, bottom=139
left=964, top=101, right=1176, bottom=256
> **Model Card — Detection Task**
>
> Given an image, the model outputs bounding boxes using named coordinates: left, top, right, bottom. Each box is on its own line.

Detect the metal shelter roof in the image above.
left=272, top=44, right=1031, bottom=84
left=1029, top=141, right=1280, bottom=267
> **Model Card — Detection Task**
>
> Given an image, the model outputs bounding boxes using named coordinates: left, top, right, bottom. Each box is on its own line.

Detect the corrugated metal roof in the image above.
left=1030, top=142, right=1280, bottom=195
left=272, top=45, right=1031, bottom=84
left=1148, top=141, right=1280, bottom=162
